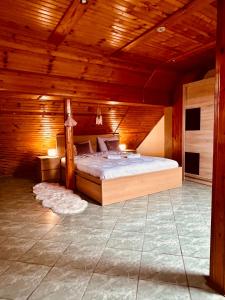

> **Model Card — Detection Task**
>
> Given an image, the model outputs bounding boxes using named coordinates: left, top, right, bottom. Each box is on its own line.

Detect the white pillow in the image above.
left=97, top=136, right=119, bottom=152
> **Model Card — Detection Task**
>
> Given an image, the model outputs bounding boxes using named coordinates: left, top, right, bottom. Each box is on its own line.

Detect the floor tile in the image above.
left=0, top=260, right=13, bottom=275
left=172, top=204, right=199, bottom=212
left=43, top=225, right=111, bottom=242
left=7, top=210, right=44, bottom=223
left=114, top=219, right=146, bottom=233
left=56, top=244, right=104, bottom=271
left=176, top=221, right=210, bottom=237
left=183, top=256, right=210, bottom=289
left=143, top=234, right=181, bottom=255
left=145, top=222, right=177, bottom=236
left=82, top=206, right=122, bottom=217
left=71, top=233, right=109, bottom=248
left=0, top=237, right=36, bottom=260
left=148, top=207, right=173, bottom=214
left=145, top=219, right=176, bottom=227
left=62, top=214, right=117, bottom=230
left=140, top=252, right=187, bottom=285
left=146, top=212, right=174, bottom=222
left=107, top=230, right=144, bottom=251
left=95, top=248, right=141, bottom=278
left=0, top=262, right=49, bottom=300
left=82, top=273, right=137, bottom=300
left=29, top=266, right=92, bottom=300
left=180, top=236, right=210, bottom=258
left=16, top=223, right=55, bottom=239
left=189, top=287, right=225, bottom=300
left=41, top=225, right=79, bottom=241
left=20, top=240, right=70, bottom=266
left=0, top=221, right=26, bottom=237
left=34, top=211, right=64, bottom=224
left=173, top=211, right=205, bottom=222
left=123, top=197, right=148, bottom=209
left=137, top=280, right=191, bottom=300
left=0, top=177, right=218, bottom=299
left=120, top=208, right=147, bottom=218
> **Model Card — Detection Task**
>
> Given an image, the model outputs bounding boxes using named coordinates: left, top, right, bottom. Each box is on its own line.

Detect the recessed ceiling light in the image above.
left=80, top=0, right=88, bottom=3
left=156, top=26, right=166, bottom=33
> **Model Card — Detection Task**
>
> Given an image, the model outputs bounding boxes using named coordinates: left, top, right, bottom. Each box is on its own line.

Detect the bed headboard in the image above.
left=56, top=133, right=119, bottom=157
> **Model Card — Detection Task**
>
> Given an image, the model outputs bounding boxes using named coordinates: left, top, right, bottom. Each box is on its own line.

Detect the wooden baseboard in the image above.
left=185, top=174, right=212, bottom=186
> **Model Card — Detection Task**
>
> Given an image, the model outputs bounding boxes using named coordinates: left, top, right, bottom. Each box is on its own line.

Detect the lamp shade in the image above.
left=48, top=148, right=58, bottom=157
left=119, top=144, right=126, bottom=151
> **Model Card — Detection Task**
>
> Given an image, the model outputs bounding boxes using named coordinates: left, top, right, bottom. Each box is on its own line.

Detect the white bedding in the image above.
left=61, top=152, right=179, bottom=180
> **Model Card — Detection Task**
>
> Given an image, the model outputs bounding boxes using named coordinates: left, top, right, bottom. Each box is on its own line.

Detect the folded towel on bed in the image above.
left=104, top=154, right=122, bottom=159
left=125, top=153, right=141, bottom=158
left=103, top=153, right=141, bottom=159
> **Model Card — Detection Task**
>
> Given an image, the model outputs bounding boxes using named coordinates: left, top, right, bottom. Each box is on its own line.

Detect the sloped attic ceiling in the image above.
left=0, top=0, right=216, bottom=102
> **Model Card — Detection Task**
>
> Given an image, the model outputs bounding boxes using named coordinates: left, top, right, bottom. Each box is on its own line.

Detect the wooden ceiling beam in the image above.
left=167, top=41, right=216, bottom=63
left=0, top=92, right=165, bottom=108
left=0, top=69, right=144, bottom=103
left=48, top=0, right=91, bottom=46
left=0, top=38, right=153, bottom=74
left=112, top=0, right=214, bottom=56
left=0, top=68, right=169, bottom=107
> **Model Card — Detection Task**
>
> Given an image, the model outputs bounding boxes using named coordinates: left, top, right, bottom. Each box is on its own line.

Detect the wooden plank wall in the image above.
left=0, top=96, right=164, bottom=177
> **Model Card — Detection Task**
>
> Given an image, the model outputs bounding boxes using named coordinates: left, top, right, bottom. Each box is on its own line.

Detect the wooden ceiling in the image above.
left=0, top=0, right=216, bottom=66
left=0, top=0, right=217, bottom=115
left=0, top=0, right=216, bottom=94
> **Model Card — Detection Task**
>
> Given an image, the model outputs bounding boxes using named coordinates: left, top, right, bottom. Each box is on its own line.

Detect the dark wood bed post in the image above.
left=209, top=0, right=225, bottom=294
left=64, top=98, right=75, bottom=190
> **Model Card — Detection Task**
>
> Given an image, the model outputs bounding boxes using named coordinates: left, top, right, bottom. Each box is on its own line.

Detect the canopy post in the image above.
left=64, top=98, right=75, bottom=189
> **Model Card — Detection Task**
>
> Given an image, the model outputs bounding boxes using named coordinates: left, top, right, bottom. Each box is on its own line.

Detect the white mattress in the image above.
left=61, top=152, right=179, bottom=180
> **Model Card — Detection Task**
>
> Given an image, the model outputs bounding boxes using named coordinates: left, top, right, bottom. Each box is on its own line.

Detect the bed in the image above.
left=57, top=134, right=182, bottom=205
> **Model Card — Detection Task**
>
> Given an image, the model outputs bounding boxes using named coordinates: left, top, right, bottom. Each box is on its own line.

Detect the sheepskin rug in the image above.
left=33, top=182, right=88, bottom=214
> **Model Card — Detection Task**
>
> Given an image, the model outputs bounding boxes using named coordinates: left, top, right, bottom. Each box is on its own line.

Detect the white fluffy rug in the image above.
left=33, top=182, right=88, bottom=214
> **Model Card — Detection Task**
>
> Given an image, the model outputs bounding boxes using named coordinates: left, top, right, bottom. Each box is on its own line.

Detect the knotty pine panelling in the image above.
left=0, top=113, right=64, bottom=177
left=118, top=106, right=164, bottom=134
left=0, top=0, right=216, bottom=80
left=0, top=96, right=164, bottom=176
left=0, top=0, right=70, bottom=34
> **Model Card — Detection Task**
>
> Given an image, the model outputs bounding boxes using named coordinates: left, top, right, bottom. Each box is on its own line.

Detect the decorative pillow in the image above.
left=97, top=136, right=119, bottom=152
left=75, top=140, right=93, bottom=155
left=105, top=140, right=120, bottom=151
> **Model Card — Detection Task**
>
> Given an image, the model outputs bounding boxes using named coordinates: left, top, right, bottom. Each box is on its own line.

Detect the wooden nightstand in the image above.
left=37, top=156, right=61, bottom=182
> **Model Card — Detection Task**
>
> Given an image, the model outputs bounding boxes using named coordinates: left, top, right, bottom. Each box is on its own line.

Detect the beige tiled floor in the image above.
left=0, top=176, right=223, bottom=299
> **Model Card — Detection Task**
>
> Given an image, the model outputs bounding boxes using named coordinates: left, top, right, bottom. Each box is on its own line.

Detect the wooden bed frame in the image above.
left=57, top=134, right=183, bottom=206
